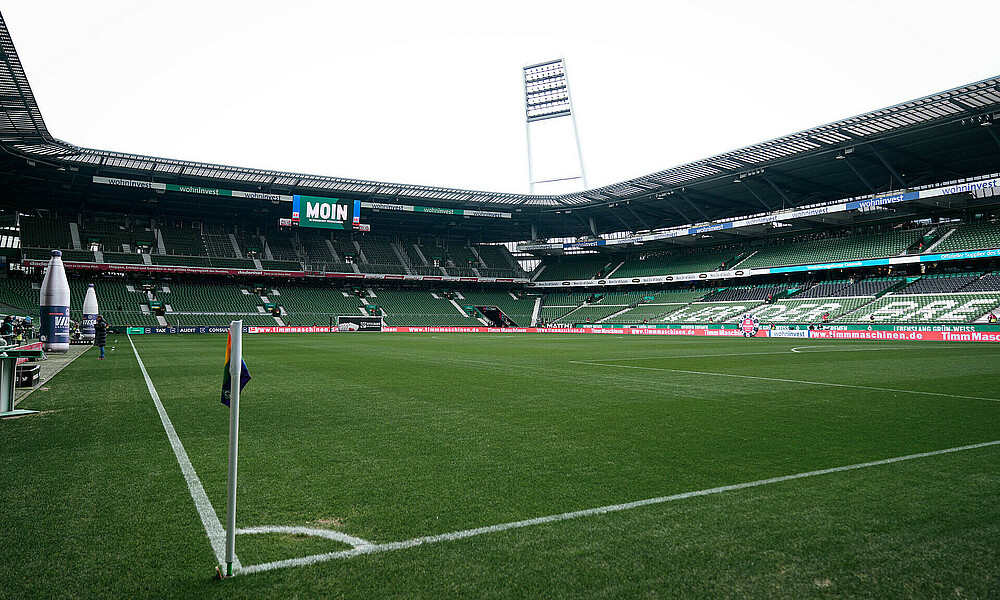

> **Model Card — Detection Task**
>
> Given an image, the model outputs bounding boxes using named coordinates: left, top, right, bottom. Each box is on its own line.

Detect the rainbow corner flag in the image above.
left=221, top=331, right=251, bottom=407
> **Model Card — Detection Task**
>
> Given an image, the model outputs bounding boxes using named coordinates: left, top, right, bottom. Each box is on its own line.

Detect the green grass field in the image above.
left=3, top=332, right=1000, bottom=598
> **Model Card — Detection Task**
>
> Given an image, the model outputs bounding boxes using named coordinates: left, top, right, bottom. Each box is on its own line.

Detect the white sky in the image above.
left=4, top=1, right=998, bottom=195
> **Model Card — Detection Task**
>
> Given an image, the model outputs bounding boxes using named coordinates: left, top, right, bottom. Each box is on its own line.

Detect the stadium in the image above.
left=3, top=6, right=1000, bottom=599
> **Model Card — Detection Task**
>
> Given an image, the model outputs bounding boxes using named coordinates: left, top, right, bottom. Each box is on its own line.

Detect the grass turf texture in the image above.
left=1, top=333, right=999, bottom=598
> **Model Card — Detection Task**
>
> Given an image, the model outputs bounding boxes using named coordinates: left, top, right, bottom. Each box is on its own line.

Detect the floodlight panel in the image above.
left=524, top=59, right=573, bottom=122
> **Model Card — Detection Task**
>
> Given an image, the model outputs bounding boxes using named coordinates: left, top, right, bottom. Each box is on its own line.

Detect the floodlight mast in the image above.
left=523, top=58, right=588, bottom=193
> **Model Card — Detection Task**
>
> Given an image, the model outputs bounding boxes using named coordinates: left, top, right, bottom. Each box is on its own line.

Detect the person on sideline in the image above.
left=94, top=314, right=109, bottom=360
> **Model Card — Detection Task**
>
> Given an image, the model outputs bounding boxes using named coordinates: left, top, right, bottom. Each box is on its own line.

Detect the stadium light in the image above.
left=523, top=58, right=588, bottom=193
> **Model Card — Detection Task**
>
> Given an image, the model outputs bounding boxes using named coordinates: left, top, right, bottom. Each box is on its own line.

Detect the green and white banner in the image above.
left=92, top=176, right=293, bottom=202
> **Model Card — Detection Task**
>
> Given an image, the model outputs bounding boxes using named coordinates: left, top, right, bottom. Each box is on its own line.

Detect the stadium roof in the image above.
left=1, top=12, right=999, bottom=242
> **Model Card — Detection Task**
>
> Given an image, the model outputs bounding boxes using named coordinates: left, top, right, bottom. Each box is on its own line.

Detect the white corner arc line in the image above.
left=236, top=525, right=371, bottom=548
left=237, top=438, right=1000, bottom=576
left=568, top=360, right=1000, bottom=402
left=128, top=335, right=240, bottom=571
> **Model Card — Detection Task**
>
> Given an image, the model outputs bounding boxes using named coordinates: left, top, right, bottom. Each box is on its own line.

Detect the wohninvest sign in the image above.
left=291, top=195, right=357, bottom=230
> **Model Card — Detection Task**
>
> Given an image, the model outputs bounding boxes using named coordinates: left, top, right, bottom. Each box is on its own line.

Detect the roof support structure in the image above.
left=676, top=190, right=713, bottom=223
left=840, top=155, right=878, bottom=195
left=737, top=180, right=777, bottom=212
left=869, top=145, right=908, bottom=188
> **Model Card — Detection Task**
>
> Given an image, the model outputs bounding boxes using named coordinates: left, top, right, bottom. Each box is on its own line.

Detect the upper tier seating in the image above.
left=612, top=250, right=741, bottom=278
left=102, top=251, right=146, bottom=265
left=933, top=221, right=1000, bottom=253
left=159, top=226, right=208, bottom=256
left=19, top=216, right=73, bottom=249
left=735, top=228, right=927, bottom=269
left=150, top=254, right=211, bottom=268
left=534, top=255, right=613, bottom=281
left=264, top=231, right=299, bottom=261
left=203, top=227, right=237, bottom=258
left=259, top=259, right=302, bottom=271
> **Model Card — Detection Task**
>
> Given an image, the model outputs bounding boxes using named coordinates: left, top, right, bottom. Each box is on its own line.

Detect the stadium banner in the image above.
left=518, top=175, right=1000, bottom=253
left=20, top=259, right=527, bottom=284
left=291, top=195, right=353, bottom=229
left=129, top=322, right=999, bottom=341
left=92, top=176, right=293, bottom=202
left=336, top=316, right=383, bottom=332
left=361, top=201, right=511, bottom=219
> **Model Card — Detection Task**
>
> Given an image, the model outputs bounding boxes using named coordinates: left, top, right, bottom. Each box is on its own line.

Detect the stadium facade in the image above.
left=0, top=12, right=999, bottom=330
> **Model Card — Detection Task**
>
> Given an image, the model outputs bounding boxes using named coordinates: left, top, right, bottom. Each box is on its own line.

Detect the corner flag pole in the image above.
left=224, top=320, right=243, bottom=577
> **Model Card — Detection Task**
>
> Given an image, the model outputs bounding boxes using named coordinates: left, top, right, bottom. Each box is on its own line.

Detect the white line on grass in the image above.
left=236, top=525, right=371, bottom=548
left=238, top=438, right=1000, bottom=576
left=128, top=335, right=240, bottom=571
left=568, top=360, right=1000, bottom=402
left=584, top=346, right=966, bottom=363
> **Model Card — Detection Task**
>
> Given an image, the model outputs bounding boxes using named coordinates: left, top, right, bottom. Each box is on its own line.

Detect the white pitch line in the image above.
left=237, top=438, right=1000, bottom=576
left=128, top=335, right=240, bottom=571
left=583, top=346, right=967, bottom=363
left=568, top=360, right=1000, bottom=402
left=237, top=525, right=371, bottom=548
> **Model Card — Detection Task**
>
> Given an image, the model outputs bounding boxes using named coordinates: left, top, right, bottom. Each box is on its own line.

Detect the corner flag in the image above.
left=221, top=321, right=248, bottom=578
left=221, top=330, right=251, bottom=407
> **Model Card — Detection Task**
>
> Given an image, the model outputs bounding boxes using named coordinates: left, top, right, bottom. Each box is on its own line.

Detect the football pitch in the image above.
left=3, top=332, right=1000, bottom=598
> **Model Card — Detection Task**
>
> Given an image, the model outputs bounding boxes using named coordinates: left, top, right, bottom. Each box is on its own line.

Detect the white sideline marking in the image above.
left=238, top=438, right=1000, bottom=576
left=587, top=346, right=966, bottom=362
left=128, top=335, right=240, bottom=571
left=237, top=525, right=371, bottom=548
left=568, top=360, right=1000, bottom=402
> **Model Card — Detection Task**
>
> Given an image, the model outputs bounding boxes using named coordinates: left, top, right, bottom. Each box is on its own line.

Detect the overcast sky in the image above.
left=4, top=1, right=998, bottom=195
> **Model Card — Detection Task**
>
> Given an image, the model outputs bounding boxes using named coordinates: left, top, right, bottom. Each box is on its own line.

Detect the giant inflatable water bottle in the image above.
left=39, top=250, right=71, bottom=353
left=81, top=283, right=99, bottom=341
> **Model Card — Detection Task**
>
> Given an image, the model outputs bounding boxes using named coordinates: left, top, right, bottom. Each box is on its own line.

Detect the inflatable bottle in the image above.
left=39, top=250, right=71, bottom=353
left=81, top=283, right=99, bottom=341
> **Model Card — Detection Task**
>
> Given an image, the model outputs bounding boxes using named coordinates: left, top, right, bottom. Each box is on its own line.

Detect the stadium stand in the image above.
left=203, top=226, right=237, bottom=258
left=752, top=297, right=872, bottom=323
left=932, top=221, right=1000, bottom=253
left=534, top=255, right=613, bottom=281
left=702, top=284, right=790, bottom=302
left=150, top=254, right=211, bottom=268
left=159, top=225, right=208, bottom=256
left=961, top=271, right=1000, bottom=292
left=0, top=277, right=35, bottom=314
left=793, top=280, right=852, bottom=298
left=264, top=231, right=300, bottom=261
left=456, top=291, right=535, bottom=326
left=611, top=250, right=741, bottom=278
left=159, top=283, right=262, bottom=313
left=661, top=301, right=767, bottom=323
left=845, top=292, right=1000, bottom=323
left=259, top=259, right=302, bottom=271
left=735, top=228, right=927, bottom=269
left=371, top=290, right=479, bottom=326
left=19, top=216, right=74, bottom=250
left=102, top=251, right=146, bottom=265
left=269, top=286, right=364, bottom=317
left=898, top=273, right=982, bottom=294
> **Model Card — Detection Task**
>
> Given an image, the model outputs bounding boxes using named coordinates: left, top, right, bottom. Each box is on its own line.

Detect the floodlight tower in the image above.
left=523, top=58, right=588, bottom=193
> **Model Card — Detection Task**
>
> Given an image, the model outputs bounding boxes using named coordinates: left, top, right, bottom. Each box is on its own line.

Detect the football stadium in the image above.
left=3, top=7, right=1000, bottom=599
